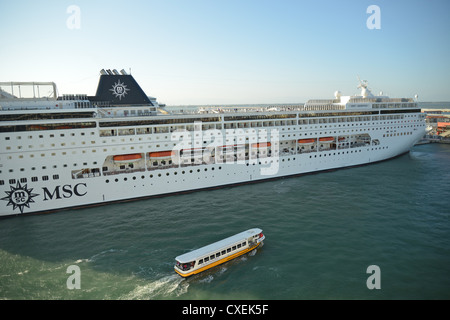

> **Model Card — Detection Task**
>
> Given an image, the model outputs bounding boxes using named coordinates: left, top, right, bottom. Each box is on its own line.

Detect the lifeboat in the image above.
left=113, top=153, right=143, bottom=163
left=298, top=139, right=315, bottom=145
left=149, top=151, right=175, bottom=158
left=28, top=125, right=48, bottom=131
left=319, top=137, right=334, bottom=143
left=251, top=142, right=271, bottom=148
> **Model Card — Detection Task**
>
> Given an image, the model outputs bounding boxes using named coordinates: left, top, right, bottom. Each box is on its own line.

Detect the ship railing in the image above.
left=172, top=105, right=307, bottom=115
left=93, top=101, right=112, bottom=108
left=349, top=97, right=414, bottom=103
left=169, top=103, right=356, bottom=115
left=297, top=149, right=316, bottom=154
left=102, top=168, right=146, bottom=176
left=306, top=99, right=340, bottom=104
left=148, top=164, right=179, bottom=171
left=318, top=146, right=336, bottom=152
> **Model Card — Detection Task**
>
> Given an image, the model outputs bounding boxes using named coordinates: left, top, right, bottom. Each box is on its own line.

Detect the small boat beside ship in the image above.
left=174, top=228, right=265, bottom=277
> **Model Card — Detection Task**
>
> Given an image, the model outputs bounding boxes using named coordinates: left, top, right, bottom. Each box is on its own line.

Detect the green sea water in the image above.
left=1, top=143, right=449, bottom=300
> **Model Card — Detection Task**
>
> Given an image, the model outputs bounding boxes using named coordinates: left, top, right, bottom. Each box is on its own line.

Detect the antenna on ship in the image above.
left=357, top=75, right=374, bottom=98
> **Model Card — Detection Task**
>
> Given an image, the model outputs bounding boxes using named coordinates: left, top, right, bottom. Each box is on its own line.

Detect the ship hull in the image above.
left=0, top=124, right=424, bottom=217
left=0, top=73, right=427, bottom=218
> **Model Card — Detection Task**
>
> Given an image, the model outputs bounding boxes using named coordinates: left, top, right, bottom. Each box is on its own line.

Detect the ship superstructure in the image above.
left=0, top=70, right=426, bottom=217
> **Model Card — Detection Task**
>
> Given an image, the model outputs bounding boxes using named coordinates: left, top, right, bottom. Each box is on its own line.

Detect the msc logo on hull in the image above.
left=42, top=183, right=87, bottom=201
left=1, top=182, right=88, bottom=214
left=1, top=182, right=39, bottom=214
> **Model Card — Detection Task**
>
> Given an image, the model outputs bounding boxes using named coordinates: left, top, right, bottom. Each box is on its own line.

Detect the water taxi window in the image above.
left=232, top=246, right=237, bottom=250
left=216, top=252, right=221, bottom=258
left=221, top=250, right=226, bottom=255
left=242, top=242, right=246, bottom=246
left=205, top=257, right=209, bottom=262
left=199, top=259, right=203, bottom=264
left=227, top=248, right=231, bottom=253
left=237, top=244, right=241, bottom=248
left=210, top=255, right=215, bottom=260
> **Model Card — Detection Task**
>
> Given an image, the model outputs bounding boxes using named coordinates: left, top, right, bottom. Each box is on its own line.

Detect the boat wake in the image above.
left=199, top=274, right=214, bottom=283
left=87, top=249, right=128, bottom=262
left=120, top=274, right=189, bottom=300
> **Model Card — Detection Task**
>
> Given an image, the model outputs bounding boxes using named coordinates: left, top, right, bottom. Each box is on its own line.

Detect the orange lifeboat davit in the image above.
left=149, top=151, right=175, bottom=158
left=251, top=142, right=271, bottom=148
left=319, top=137, right=334, bottom=143
left=113, top=153, right=143, bottom=163
left=298, top=139, right=315, bottom=145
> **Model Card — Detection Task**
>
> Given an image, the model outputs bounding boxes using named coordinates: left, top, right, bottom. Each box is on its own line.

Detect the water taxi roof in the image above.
left=175, top=228, right=262, bottom=263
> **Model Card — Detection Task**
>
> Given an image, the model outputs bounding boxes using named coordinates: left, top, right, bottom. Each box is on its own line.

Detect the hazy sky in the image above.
left=1, top=0, right=449, bottom=105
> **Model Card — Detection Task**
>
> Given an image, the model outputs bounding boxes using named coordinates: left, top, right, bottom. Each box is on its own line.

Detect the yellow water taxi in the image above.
left=174, top=228, right=265, bottom=277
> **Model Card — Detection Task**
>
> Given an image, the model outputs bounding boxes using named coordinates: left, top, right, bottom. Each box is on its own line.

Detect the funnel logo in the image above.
left=110, top=79, right=130, bottom=100
left=2, top=182, right=39, bottom=214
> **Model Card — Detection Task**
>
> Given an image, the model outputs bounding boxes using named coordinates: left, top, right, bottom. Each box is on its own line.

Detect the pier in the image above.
left=419, top=108, right=450, bottom=144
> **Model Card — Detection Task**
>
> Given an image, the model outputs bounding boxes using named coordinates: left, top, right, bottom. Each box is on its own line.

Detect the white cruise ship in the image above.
left=0, top=69, right=426, bottom=217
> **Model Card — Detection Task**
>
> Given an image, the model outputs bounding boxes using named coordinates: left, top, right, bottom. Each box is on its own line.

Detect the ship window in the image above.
left=227, top=248, right=231, bottom=253
left=242, top=242, right=246, bottom=246
left=31, top=177, right=38, bottom=182
left=210, top=255, right=215, bottom=260
left=221, top=250, right=226, bottom=255
left=237, top=243, right=241, bottom=248
left=42, top=176, right=49, bottom=181
left=9, top=179, right=16, bottom=184
left=216, top=252, right=221, bottom=258
left=232, top=246, right=237, bottom=250
left=205, top=257, right=209, bottom=262
left=199, top=259, right=203, bottom=264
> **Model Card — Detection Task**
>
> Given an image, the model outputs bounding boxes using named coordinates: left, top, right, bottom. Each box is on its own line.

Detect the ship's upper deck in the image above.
left=0, top=73, right=419, bottom=121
